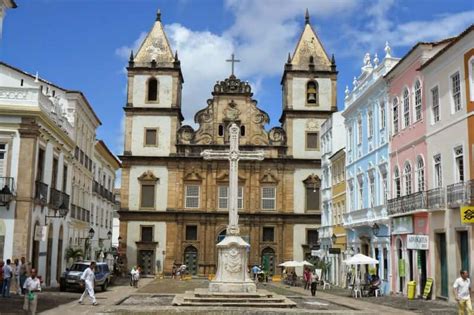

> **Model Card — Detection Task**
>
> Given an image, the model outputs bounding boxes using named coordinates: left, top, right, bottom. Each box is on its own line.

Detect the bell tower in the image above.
left=123, top=10, right=184, bottom=157
left=280, top=9, right=337, bottom=158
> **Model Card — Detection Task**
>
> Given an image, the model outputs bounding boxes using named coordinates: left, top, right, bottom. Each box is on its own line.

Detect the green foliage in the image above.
left=65, top=247, right=83, bottom=261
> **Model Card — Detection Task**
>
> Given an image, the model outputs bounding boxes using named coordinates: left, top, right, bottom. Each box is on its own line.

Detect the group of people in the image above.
left=171, top=264, right=187, bottom=280
left=303, top=268, right=319, bottom=297
left=0, top=257, right=29, bottom=297
left=130, top=266, right=141, bottom=288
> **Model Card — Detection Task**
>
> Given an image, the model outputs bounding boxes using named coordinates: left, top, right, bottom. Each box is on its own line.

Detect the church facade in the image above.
left=119, top=11, right=337, bottom=276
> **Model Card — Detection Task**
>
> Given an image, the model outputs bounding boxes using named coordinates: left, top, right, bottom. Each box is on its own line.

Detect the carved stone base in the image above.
left=209, top=235, right=256, bottom=293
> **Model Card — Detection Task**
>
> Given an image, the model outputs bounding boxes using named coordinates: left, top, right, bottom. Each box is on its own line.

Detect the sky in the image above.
left=1, top=0, right=473, bottom=157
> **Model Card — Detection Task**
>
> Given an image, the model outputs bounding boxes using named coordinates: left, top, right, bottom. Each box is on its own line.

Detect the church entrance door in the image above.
left=261, top=247, right=275, bottom=276
left=184, top=246, right=198, bottom=275
left=138, top=250, right=155, bottom=275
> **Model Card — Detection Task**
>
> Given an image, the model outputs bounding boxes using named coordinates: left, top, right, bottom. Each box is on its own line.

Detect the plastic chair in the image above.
left=323, top=280, right=331, bottom=290
left=353, top=286, right=362, bottom=298
left=374, top=288, right=380, bottom=297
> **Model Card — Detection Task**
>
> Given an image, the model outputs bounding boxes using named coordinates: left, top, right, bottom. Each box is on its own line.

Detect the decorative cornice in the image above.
left=212, top=75, right=252, bottom=96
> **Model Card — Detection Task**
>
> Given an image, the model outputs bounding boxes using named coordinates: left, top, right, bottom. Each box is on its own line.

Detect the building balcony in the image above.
left=426, top=187, right=446, bottom=209
left=447, top=180, right=474, bottom=208
left=343, top=205, right=388, bottom=228
left=35, top=181, right=48, bottom=204
left=49, top=187, right=70, bottom=210
left=387, top=191, right=426, bottom=216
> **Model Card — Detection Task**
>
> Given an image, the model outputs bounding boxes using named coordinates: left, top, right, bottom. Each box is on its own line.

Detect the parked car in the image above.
left=60, top=261, right=113, bottom=292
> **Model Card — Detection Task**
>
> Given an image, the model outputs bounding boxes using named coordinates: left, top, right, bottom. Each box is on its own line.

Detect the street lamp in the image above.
left=372, top=223, right=390, bottom=237
left=0, top=185, right=13, bottom=210
left=331, top=233, right=337, bottom=244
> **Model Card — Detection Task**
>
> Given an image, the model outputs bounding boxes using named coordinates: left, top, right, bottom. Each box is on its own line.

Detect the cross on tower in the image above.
left=201, top=124, right=264, bottom=235
left=226, top=53, right=240, bottom=76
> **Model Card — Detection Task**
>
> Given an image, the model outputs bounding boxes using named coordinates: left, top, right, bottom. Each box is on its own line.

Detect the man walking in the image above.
left=79, top=261, right=97, bottom=306
left=19, top=257, right=28, bottom=295
left=453, top=270, right=472, bottom=315
left=23, top=268, right=41, bottom=315
left=2, top=259, right=13, bottom=297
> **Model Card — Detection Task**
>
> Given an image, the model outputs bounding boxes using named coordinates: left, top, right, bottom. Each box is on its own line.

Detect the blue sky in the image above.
left=1, top=0, right=473, bottom=156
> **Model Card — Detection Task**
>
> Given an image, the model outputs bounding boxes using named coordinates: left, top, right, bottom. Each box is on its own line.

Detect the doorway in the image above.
left=397, top=238, right=404, bottom=293
left=419, top=250, right=427, bottom=296
left=46, top=224, right=53, bottom=286
left=138, top=250, right=155, bottom=275
left=437, top=233, right=448, bottom=298
left=56, top=226, right=63, bottom=283
left=183, top=246, right=198, bottom=275
left=261, top=247, right=275, bottom=276
left=32, top=222, right=40, bottom=269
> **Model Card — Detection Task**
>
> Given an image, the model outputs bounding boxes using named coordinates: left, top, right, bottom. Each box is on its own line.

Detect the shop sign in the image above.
left=460, top=206, right=474, bottom=224
left=407, top=234, right=429, bottom=250
left=34, top=225, right=48, bottom=242
left=398, top=259, right=405, bottom=277
left=391, top=216, right=413, bottom=235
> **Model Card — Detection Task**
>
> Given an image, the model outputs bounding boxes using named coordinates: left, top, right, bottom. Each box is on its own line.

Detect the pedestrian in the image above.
left=2, top=258, right=13, bottom=297
left=0, top=259, right=4, bottom=296
left=23, top=268, right=41, bottom=315
left=19, top=257, right=27, bottom=294
left=303, top=268, right=310, bottom=290
left=453, top=270, right=472, bottom=315
left=310, top=271, right=318, bottom=297
left=78, top=261, right=97, bottom=306
left=171, top=264, right=177, bottom=279
left=12, top=258, right=20, bottom=295
left=130, top=266, right=137, bottom=286
left=132, top=266, right=140, bottom=288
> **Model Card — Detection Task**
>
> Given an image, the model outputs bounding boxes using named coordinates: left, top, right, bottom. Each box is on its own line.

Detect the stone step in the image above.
left=183, top=297, right=286, bottom=303
left=177, top=302, right=295, bottom=308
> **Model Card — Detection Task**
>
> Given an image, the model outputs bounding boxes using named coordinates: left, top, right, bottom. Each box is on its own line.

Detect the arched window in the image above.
left=394, top=167, right=401, bottom=198
left=147, top=77, right=158, bottom=101
left=368, top=109, right=373, bottom=138
left=416, top=156, right=425, bottom=192
left=404, top=162, right=412, bottom=195
left=403, top=89, right=410, bottom=128
left=414, top=80, right=422, bottom=121
left=392, top=98, right=399, bottom=134
left=218, top=124, right=224, bottom=136
left=240, top=125, right=245, bottom=136
left=357, top=114, right=362, bottom=144
left=306, top=81, right=318, bottom=105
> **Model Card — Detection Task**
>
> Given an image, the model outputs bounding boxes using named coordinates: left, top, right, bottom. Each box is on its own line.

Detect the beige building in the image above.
left=119, top=11, right=337, bottom=276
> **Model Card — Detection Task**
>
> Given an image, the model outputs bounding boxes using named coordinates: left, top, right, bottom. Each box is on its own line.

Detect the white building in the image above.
left=319, top=112, right=345, bottom=284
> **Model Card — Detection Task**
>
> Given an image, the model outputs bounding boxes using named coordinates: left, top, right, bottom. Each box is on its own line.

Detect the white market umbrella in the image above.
left=278, top=261, right=303, bottom=267
left=343, top=253, right=379, bottom=265
left=301, top=260, right=314, bottom=266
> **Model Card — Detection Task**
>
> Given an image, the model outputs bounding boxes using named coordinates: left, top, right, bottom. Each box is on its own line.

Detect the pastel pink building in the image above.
left=386, top=40, right=451, bottom=297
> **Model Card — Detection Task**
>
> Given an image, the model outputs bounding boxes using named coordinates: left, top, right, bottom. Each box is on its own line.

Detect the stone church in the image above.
left=119, top=10, right=337, bottom=276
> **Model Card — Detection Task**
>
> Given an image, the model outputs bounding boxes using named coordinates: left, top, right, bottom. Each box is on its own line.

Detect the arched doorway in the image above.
left=56, top=225, right=64, bottom=283
left=261, top=247, right=275, bottom=276
left=46, top=224, right=53, bottom=286
left=32, top=221, right=40, bottom=269
left=183, top=246, right=198, bottom=275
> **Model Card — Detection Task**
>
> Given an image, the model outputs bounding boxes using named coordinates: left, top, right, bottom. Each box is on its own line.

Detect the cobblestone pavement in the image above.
left=274, top=283, right=458, bottom=315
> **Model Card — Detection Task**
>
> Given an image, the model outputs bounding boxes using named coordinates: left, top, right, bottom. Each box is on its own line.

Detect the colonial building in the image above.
left=420, top=25, right=473, bottom=301
left=119, top=10, right=337, bottom=276
left=385, top=39, right=451, bottom=297
left=343, top=44, right=399, bottom=295
left=319, top=112, right=345, bottom=285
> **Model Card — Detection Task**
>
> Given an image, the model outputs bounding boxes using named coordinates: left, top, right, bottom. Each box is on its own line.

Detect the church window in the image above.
left=140, top=226, right=153, bottom=242
left=147, top=77, right=158, bottom=102
left=185, top=225, right=198, bottom=241
left=218, top=124, right=224, bottom=137
left=218, top=186, right=243, bottom=209
left=240, top=125, right=245, bottom=136
left=144, top=128, right=158, bottom=146
left=185, top=185, right=200, bottom=208
left=261, top=186, right=276, bottom=210
left=306, top=81, right=318, bottom=105
left=306, top=229, right=318, bottom=246
left=262, top=227, right=274, bottom=242
left=305, top=187, right=320, bottom=211
left=140, top=184, right=155, bottom=209
left=306, top=132, right=319, bottom=150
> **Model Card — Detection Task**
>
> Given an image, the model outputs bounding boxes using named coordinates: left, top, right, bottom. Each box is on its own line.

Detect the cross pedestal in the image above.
left=201, top=123, right=264, bottom=293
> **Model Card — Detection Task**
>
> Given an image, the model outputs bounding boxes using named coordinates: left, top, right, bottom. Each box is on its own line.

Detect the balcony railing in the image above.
left=447, top=180, right=474, bottom=208
left=387, top=191, right=426, bottom=216
left=426, top=187, right=446, bottom=209
left=0, top=177, right=15, bottom=192
left=49, top=187, right=70, bottom=210
left=70, top=204, right=90, bottom=222
left=35, top=181, right=48, bottom=203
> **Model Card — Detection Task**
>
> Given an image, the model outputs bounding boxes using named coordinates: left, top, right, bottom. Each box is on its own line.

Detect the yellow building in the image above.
left=329, top=148, right=346, bottom=286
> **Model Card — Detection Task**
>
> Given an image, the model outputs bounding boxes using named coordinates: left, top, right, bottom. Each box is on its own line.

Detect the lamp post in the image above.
left=0, top=184, right=13, bottom=210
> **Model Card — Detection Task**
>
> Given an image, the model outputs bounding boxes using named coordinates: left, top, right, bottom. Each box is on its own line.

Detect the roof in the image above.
left=329, top=147, right=345, bottom=160
left=384, top=37, right=455, bottom=79
left=0, top=61, right=103, bottom=126
left=419, top=24, right=474, bottom=71
left=95, top=140, right=121, bottom=169
left=134, top=10, right=175, bottom=64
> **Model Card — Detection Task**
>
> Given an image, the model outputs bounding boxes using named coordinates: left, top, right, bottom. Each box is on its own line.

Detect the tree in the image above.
left=65, top=247, right=83, bottom=263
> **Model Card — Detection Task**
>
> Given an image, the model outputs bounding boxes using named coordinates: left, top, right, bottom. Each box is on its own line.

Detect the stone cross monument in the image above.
left=201, top=123, right=264, bottom=292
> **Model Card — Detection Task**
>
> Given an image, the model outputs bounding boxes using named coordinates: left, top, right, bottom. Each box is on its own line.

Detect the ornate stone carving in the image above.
left=138, top=171, right=159, bottom=182
left=177, top=125, right=195, bottom=144
left=223, top=247, right=242, bottom=273
left=305, top=119, right=319, bottom=131
left=260, top=170, right=279, bottom=184
left=213, top=75, right=252, bottom=95
left=303, top=174, right=321, bottom=188
left=223, top=100, right=241, bottom=121
left=183, top=168, right=203, bottom=181
left=268, top=127, right=286, bottom=145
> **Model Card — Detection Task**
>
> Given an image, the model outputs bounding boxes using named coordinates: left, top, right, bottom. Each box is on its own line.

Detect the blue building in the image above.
left=342, top=45, right=399, bottom=294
